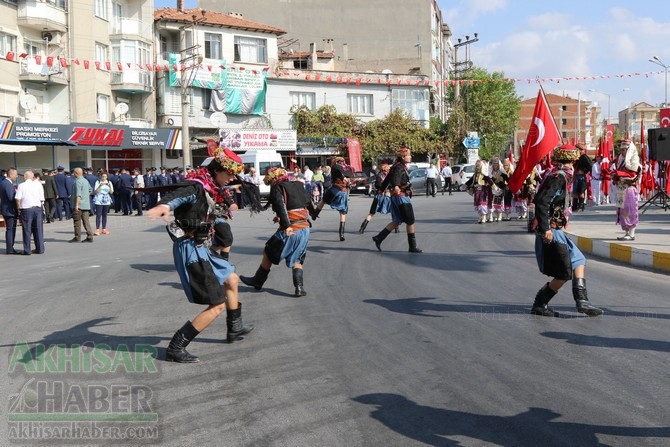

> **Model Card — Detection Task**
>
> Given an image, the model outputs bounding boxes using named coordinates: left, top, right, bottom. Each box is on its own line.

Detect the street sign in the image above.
left=462, top=136, right=480, bottom=149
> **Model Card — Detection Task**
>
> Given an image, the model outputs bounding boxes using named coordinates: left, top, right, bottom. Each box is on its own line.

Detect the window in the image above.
left=96, top=94, right=109, bottom=122
left=290, top=91, right=315, bottom=111
left=347, top=94, right=373, bottom=115
left=0, top=33, right=17, bottom=56
left=95, top=0, right=107, bottom=20
left=46, top=0, right=66, bottom=8
left=234, top=36, right=267, bottom=64
left=95, top=43, right=108, bottom=64
left=201, top=88, right=212, bottom=109
left=204, top=33, right=222, bottom=60
left=562, top=118, right=567, bottom=125
left=391, top=88, right=429, bottom=126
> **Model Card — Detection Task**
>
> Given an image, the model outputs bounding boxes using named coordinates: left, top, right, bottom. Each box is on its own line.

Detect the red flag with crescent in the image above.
left=660, top=108, right=670, bottom=128
left=508, top=89, right=561, bottom=193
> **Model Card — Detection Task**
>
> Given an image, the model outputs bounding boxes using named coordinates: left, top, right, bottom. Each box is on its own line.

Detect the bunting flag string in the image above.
left=1, top=51, right=667, bottom=87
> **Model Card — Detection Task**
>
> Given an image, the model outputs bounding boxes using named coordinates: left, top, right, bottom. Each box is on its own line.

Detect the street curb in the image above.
left=566, top=232, right=670, bottom=274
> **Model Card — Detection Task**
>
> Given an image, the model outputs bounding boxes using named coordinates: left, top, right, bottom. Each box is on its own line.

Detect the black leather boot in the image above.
left=240, top=266, right=270, bottom=290
left=408, top=233, right=423, bottom=253
left=166, top=321, right=200, bottom=363
left=292, top=268, right=307, bottom=297
left=530, top=283, right=559, bottom=317
left=573, top=278, right=603, bottom=316
left=358, top=220, right=369, bottom=234
left=339, top=222, right=346, bottom=241
left=226, top=302, right=254, bottom=343
left=372, top=228, right=391, bottom=251
left=307, top=203, right=321, bottom=220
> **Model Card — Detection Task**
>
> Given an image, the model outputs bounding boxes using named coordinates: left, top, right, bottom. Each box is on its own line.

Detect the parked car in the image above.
left=452, top=163, right=476, bottom=191
left=349, top=171, right=371, bottom=194
left=408, top=167, right=443, bottom=195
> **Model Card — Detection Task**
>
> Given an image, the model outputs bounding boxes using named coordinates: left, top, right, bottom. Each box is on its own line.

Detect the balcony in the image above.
left=18, top=58, right=68, bottom=85
left=110, top=69, right=152, bottom=94
left=17, top=0, right=67, bottom=33
left=110, top=18, right=153, bottom=41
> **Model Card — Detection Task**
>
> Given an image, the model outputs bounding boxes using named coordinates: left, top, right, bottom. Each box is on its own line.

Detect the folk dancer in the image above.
left=466, top=160, right=492, bottom=224
left=529, top=144, right=603, bottom=318
left=358, top=163, right=392, bottom=234
left=371, top=147, right=423, bottom=253
left=572, top=143, right=592, bottom=211
left=309, top=156, right=357, bottom=241
left=613, top=139, right=640, bottom=241
left=147, top=147, right=255, bottom=363
left=240, top=167, right=312, bottom=297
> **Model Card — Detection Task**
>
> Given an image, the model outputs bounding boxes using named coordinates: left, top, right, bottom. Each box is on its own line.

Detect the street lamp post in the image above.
left=589, top=89, right=611, bottom=124
left=649, top=56, right=668, bottom=107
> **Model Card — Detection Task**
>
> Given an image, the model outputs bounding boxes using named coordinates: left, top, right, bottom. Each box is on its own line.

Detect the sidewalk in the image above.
left=565, top=200, right=670, bottom=274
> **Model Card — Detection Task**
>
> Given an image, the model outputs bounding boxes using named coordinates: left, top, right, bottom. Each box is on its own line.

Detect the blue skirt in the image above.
left=390, top=195, right=412, bottom=223
left=275, top=227, right=310, bottom=268
left=323, top=186, right=349, bottom=214
left=535, top=229, right=586, bottom=277
left=174, top=237, right=235, bottom=304
left=375, top=194, right=391, bottom=214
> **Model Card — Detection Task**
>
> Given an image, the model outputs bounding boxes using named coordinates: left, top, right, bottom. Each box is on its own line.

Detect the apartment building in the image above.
left=154, top=6, right=431, bottom=168
left=1, top=0, right=171, bottom=173
left=515, top=93, right=596, bottom=156
left=198, top=0, right=453, bottom=121
left=619, top=102, right=660, bottom=146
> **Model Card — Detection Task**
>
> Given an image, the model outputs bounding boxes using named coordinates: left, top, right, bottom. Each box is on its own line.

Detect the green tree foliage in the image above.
left=445, top=67, right=521, bottom=163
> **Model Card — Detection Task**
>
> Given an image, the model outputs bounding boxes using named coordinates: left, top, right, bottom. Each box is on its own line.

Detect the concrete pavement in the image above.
left=565, top=198, right=670, bottom=273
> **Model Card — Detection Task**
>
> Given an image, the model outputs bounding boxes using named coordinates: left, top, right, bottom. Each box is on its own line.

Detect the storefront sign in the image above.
left=220, top=129, right=296, bottom=152
left=1, top=122, right=181, bottom=150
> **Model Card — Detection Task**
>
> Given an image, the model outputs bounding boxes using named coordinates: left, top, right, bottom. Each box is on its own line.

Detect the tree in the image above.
left=445, top=67, right=521, bottom=162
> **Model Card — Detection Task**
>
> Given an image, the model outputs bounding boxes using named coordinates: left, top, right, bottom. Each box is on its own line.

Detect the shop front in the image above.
left=0, top=121, right=181, bottom=172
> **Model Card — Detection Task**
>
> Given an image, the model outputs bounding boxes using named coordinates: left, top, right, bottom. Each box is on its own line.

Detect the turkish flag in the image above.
left=640, top=117, right=646, bottom=164
left=5, top=51, right=15, bottom=61
left=605, top=124, right=615, bottom=160
left=660, top=108, right=670, bottom=128
left=508, top=89, right=561, bottom=193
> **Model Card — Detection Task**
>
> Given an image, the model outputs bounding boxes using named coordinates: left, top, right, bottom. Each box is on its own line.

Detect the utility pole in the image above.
left=453, top=33, right=478, bottom=101
left=179, top=13, right=204, bottom=170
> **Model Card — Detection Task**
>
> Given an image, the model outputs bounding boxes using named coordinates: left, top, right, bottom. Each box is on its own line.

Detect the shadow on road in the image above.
left=353, top=393, right=670, bottom=446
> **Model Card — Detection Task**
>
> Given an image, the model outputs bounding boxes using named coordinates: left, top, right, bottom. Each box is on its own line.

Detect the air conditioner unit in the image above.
left=42, top=31, right=62, bottom=45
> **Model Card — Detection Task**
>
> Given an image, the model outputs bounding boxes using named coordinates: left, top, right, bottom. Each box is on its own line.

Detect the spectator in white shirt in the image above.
left=425, top=163, right=439, bottom=197
left=441, top=163, right=453, bottom=195
left=15, top=170, right=45, bottom=254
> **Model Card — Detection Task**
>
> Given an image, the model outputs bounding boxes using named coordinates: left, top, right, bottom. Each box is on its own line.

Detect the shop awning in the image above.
left=0, top=139, right=78, bottom=152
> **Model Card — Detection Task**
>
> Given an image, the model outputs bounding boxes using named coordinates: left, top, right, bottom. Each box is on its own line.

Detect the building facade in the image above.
left=198, top=0, right=453, bottom=121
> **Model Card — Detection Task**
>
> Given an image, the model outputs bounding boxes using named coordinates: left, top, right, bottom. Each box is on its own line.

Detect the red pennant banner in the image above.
left=46, top=56, right=54, bottom=67
left=35, top=55, right=42, bottom=65
left=5, top=52, right=15, bottom=61
left=117, top=62, right=123, bottom=71
left=59, top=57, right=67, bottom=67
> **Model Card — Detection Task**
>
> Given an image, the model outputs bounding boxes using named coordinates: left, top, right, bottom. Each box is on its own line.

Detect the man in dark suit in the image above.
left=144, top=167, right=158, bottom=209
left=54, top=165, right=71, bottom=220
left=1, top=167, right=20, bottom=254
left=42, top=168, right=58, bottom=223
left=118, top=168, right=133, bottom=215
left=108, top=168, right=121, bottom=213
left=157, top=166, right=173, bottom=186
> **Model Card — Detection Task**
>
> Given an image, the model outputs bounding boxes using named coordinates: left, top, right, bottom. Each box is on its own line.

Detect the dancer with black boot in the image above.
left=308, top=156, right=355, bottom=241
left=572, top=143, right=592, bottom=211
left=371, top=147, right=422, bottom=253
left=240, top=167, right=312, bottom=297
left=529, top=144, right=603, bottom=318
left=147, top=147, right=255, bottom=363
left=358, top=163, right=391, bottom=234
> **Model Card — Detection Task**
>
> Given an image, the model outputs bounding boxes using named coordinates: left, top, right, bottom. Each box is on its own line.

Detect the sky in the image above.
left=155, top=0, right=669, bottom=121
left=439, top=0, right=670, bottom=120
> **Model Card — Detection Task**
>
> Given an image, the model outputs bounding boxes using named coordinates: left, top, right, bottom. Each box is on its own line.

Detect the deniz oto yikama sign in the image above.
left=219, top=129, right=296, bottom=152
left=1, top=122, right=181, bottom=150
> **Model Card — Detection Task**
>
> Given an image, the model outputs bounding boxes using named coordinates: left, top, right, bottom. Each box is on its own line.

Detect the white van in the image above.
left=239, top=150, right=284, bottom=196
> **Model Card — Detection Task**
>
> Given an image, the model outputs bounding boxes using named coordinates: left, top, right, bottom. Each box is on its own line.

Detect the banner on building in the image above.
left=347, top=138, right=362, bottom=172
left=169, top=54, right=267, bottom=115
left=220, top=129, right=296, bottom=152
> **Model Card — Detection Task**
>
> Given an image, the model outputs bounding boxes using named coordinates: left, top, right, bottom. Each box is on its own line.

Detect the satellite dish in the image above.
left=20, top=95, right=37, bottom=111
left=381, top=69, right=393, bottom=74
left=114, top=103, right=129, bottom=116
left=210, top=112, right=228, bottom=128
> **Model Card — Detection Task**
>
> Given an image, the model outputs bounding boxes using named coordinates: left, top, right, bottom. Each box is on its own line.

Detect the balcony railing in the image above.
left=18, top=58, right=68, bottom=84
left=110, top=18, right=152, bottom=39
left=110, top=69, right=152, bottom=93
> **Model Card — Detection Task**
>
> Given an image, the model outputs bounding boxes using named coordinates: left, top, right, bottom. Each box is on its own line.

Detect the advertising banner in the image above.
left=220, top=129, right=296, bottom=152
left=1, top=122, right=181, bottom=150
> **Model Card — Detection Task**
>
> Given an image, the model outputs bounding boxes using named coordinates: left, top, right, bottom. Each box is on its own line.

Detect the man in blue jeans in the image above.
left=69, top=167, right=94, bottom=243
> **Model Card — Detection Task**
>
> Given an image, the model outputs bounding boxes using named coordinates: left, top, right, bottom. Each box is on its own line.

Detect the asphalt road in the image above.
left=1, top=192, right=669, bottom=446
